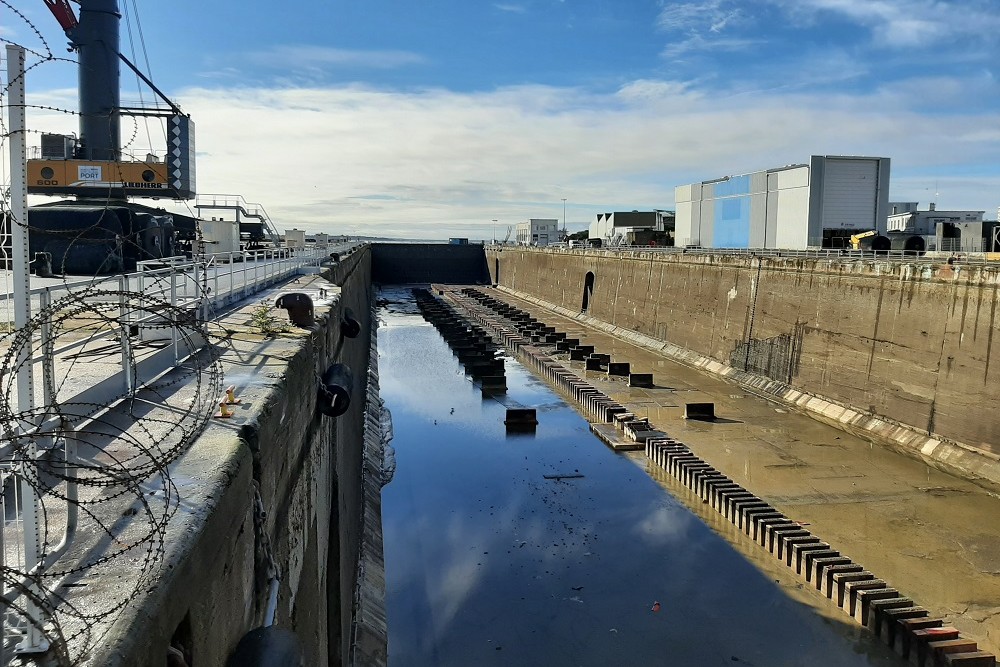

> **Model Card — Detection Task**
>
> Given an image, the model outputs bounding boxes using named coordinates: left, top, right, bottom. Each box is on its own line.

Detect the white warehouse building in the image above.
left=515, top=218, right=560, bottom=246
left=675, top=155, right=891, bottom=250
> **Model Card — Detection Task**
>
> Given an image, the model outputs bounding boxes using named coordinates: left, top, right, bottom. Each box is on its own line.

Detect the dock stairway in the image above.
left=195, top=193, right=282, bottom=246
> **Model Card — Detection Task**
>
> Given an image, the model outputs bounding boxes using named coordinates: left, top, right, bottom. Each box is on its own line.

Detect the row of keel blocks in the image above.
left=414, top=291, right=510, bottom=394
left=643, top=438, right=996, bottom=666
left=441, top=289, right=647, bottom=448
left=461, top=288, right=654, bottom=385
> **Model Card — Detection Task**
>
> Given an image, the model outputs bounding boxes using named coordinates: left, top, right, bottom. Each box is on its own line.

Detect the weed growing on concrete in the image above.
left=250, top=300, right=287, bottom=337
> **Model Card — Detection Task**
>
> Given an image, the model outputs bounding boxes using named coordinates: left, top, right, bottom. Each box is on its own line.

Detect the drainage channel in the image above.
left=378, top=287, right=904, bottom=667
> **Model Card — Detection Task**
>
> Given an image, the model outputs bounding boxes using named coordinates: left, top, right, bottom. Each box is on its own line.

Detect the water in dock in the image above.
left=378, top=289, right=901, bottom=666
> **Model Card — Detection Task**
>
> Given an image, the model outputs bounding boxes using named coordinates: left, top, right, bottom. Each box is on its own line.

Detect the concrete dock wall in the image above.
left=488, top=248, right=1000, bottom=479
left=372, top=243, right=490, bottom=284
left=79, top=247, right=377, bottom=666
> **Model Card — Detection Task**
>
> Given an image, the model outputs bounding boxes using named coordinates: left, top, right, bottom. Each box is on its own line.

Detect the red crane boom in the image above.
left=42, top=0, right=79, bottom=32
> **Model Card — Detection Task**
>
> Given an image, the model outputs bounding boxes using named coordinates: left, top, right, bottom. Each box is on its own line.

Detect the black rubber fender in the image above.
left=226, top=626, right=304, bottom=667
left=317, top=363, right=353, bottom=418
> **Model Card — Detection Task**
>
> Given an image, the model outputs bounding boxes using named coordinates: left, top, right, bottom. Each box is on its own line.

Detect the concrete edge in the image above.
left=496, top=285, right=1000, bottom=495
left=349, top=294, right=389, bottom=667
left=78, top=275, right=350, bottom=667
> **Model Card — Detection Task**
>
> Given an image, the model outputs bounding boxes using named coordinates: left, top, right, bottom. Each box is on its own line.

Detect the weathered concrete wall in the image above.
left=489, top=248, right=1000, bottom=465
left=77, top=247, right=377, bottom=667
left=372, top=243, right=490, bottom=284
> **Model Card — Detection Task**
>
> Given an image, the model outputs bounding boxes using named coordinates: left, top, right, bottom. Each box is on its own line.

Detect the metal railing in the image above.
left=0, top=243, right=350, bottom=656
left=194, top=194, right=282, bottom=244
left=532, top=244, right=1000, bottom=265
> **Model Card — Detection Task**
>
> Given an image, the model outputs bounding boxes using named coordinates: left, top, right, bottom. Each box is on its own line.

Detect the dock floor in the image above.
left=488, top=287, right=1000, bottom=657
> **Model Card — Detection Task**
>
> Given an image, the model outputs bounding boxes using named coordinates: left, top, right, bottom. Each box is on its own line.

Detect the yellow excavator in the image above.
left=849, top=230, right=877, bottom=250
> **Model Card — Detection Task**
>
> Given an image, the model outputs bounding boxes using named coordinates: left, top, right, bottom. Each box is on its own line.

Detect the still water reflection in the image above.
left=379, top=292, right=900, bottom=667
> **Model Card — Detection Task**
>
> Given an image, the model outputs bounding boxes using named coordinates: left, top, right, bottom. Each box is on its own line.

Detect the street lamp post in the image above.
left=492, top=219, right=498, bottom=244
left=561, top=198, right=567, bottom=240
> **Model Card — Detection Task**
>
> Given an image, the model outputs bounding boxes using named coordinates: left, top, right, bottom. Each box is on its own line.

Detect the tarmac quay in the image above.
left=434, top=285, right=1000, bottom=665
left=378, top=288, right=904, bottom=667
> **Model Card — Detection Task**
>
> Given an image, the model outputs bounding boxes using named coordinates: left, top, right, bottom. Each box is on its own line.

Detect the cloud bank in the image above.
left=130, top=76, right=997, bottom=238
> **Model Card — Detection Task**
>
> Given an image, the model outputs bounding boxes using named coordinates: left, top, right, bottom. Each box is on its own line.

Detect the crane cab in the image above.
left=27, top=112, right=196, bottom=200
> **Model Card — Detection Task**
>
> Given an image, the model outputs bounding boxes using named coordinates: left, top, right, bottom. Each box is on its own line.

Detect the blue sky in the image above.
left=6, top=0, right=1000, bottom=238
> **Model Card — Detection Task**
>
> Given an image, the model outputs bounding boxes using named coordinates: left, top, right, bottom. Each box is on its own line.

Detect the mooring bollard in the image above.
left=216, top=399, right=235, bottom=419
left=225, top=385, right=242, bottom=405
left=275, top=292, right=315, bottom=328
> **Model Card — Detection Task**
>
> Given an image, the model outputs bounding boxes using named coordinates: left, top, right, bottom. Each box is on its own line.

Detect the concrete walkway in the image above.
left=494, top=288, right=1000, bottom=657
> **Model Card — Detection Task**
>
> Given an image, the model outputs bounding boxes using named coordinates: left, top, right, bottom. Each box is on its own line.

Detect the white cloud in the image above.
left=657, top=1, right=728, bottom=31
left=494, top=3, right=528, bottom=13
left=656, top=1, right=757, bottom=57
left=661, top=34, right=763, bottom=59
left=634, top=505, right=689, bottom=545
left=615, top=79, right=700, bottom=104
left=22, top=75, right=1000, bottom=236
left=243, top=45, right=427, bottom=71
left=155, top=78, right=1000, bottom=236
left=771, top=0, right=1000, bottom=48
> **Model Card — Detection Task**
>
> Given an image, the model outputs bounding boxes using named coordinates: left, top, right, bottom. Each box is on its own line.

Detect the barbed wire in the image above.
left=0, top=7, right=235, bottom=664
left=0, top=1, right=53, bottom=60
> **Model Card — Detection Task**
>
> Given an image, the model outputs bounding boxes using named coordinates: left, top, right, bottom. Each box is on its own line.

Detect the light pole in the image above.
left=561, top=198, right=567, bottom=240
left=492, top=219, right=498, bottom=244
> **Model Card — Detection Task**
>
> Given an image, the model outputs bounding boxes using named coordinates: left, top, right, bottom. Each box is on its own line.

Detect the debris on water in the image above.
left=543, top=473, right=585, bottom=480
left=651, top=601, right=661, bottom=612
left=609, top=628, right=618, bottom=634
left=571, top=586, right=584, bottom=591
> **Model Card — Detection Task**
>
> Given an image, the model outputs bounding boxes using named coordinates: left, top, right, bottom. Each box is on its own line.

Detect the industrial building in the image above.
left=935, top=219, right=999, bottom=253
left=675, top=155, right=891, bottom=249
left=886, top=202, right=989, bottom=252
left=284, top=228, right=306, bottom=249
left=515, top=218, right=560, bottom=246
left=887, top=202, right=984, bottom=235
left=588, top=210, right=674, bottom=245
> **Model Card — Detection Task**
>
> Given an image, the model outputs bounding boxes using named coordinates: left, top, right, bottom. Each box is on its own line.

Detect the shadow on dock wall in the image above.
left=372, top=243, right=490, bottom=284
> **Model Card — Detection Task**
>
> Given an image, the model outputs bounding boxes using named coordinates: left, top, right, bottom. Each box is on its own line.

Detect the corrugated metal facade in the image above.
left=673, top=156, right=890, bottom=249
left=819, top=158, right=879, bottom=228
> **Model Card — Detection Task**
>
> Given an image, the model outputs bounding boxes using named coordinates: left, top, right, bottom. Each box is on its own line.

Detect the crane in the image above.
left=42, top=0, right=78, bottom=31
left=31, top=0, right=196, bottom=200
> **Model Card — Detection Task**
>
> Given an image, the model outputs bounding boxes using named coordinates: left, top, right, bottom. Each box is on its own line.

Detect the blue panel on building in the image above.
left=713, top=175, right=751, bottom=198
left=713, top=194, right=751, bottom=247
